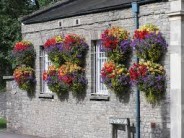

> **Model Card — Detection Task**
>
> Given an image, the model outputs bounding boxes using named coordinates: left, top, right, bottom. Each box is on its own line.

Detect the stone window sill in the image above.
left=90, top=94, right=109, bottom=101
left=39, top=93, right=54, bottom=99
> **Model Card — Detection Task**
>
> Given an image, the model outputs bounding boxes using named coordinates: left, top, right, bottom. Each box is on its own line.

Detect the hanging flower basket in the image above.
left=58, top=62, right=87, bottom=94
left=44, top=35, right=65, bottom=66
left=43, top=65, right=69, bottom=94
left=63, top=34, right=89, bottom=66
left=43, top=34, right=88, bottom=96
left=13, top=66, right=35, bottom=93
left=129, top=61, right=166, bottom=104
left=12, top=40, right=36, bottom=67
left=101, top=61, right=130, bottom=94
left=131, top=24, right=167, bottom=62
left=101, top=26, right=131, bottom=63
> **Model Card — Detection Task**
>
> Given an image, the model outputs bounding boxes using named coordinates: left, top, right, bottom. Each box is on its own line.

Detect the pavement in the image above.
left=0, top=130, right=41, bottom=138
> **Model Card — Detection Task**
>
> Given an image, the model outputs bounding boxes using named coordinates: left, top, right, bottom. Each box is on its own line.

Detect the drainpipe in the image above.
left=131, top=2, right=140, bottom=138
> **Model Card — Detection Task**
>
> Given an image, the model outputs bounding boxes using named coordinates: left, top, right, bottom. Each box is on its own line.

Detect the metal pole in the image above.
left=131, top=2, right=140, bottom=138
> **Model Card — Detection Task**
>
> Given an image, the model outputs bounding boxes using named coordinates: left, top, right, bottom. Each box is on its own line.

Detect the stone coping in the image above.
left=109, top=117, right=130, bottom=125
left=3, top=76, right=14, bottom=80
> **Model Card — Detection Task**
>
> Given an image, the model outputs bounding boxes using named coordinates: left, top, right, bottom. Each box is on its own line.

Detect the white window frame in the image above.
left=91, top=40, right=108, bottom=96
left=39, top=46, right=52, bottom=94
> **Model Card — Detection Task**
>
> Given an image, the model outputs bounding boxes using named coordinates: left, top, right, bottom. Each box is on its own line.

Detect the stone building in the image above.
left=1, top=0, right=184, bottom=138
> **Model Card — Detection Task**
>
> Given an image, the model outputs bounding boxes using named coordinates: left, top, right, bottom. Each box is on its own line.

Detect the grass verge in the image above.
left=0, top=118, right=7, bottom=129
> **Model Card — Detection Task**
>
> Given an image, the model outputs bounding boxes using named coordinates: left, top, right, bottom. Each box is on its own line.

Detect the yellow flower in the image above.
left=55, top=35, right=63, bottom=43
left=140, top=61, right=165, bottom=75
left=58, top=62, right=82, bottom=76
left=139, top=24, right=159, bottom=33
left=117, top=68, right=123, bottom=75
left=22, top=40, right=32, bottom=46
left=107, top=26, right=129, bottom=40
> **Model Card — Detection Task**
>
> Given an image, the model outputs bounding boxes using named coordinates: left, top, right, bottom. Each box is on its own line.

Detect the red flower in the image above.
left=64, top=34, right=77, bottom=46
left=44, top=38, right=56, bottom=48
left=42, top=71, right=48, bottom=81
left=101, top=71, right=106, bottom=77
left=101, top=33, right=119, bottom=49
left=134, top=30, right=149, bottom=39
left=61, top=75, right=73, bottom=85
left=101, top=61, right=116, bottom=78
left=14, top=42, right=28, bottom=51
left=129, top=63, right=147, bottom=81
left=63, top=34, right=82, bottom=51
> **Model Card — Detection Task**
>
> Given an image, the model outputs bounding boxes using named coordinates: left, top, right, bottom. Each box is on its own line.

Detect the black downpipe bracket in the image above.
left=131, top=2, right=140, bottom=138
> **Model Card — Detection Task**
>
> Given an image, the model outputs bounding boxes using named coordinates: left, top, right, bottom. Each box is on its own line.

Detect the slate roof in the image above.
left=21, top=0, right=161, bottom=24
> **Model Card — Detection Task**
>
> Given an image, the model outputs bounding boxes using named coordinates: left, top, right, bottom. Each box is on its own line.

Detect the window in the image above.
left=91, top=40, right=108, bottom=96
left=74, top=19, right=80, bottom=25
left=39, top=46, right=52, bottom=94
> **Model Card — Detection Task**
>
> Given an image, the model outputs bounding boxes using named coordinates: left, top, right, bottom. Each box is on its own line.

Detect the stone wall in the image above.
left=5, top=1, right=170, bottom=138
left=0, top=92, right=6, bottom=118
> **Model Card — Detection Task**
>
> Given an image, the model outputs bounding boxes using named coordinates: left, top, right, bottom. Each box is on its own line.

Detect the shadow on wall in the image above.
left=115, top=89, right=131, bottom=104
left=72, top=91, right=87, bottom=103
left=56, top=89, right=87, bottom=103
left=26, top=86, right=36, bottom=99
left=150, top=90, right=170, bottom=137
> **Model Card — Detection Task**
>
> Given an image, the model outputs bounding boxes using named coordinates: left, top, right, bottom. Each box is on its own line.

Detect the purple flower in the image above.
left=131, top=32, right=167, bottom=61
left=120, top=39, right=131, bottom=52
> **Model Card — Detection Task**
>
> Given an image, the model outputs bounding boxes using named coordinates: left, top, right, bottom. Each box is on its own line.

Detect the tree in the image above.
left=0, top=0, right=59, bottom=91
left=0, top=0, right=34, bottom=91
left=35, top=0, right=60, bottom=8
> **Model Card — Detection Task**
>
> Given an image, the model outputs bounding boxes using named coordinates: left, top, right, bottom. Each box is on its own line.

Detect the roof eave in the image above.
left=21, top=0, right=163, bottom=25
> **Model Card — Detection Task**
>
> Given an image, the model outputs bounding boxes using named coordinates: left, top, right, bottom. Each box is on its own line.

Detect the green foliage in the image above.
left=38, top=0, right=54, bottom=7
left=0, top=118, right=7, bottom=129
left=36, top=0, right=60, bottom=8
left=48, top=52, right=65, bottom=67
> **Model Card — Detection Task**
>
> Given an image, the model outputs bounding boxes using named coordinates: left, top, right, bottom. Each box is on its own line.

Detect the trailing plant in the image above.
left=13, top=66, right=35, bottom=93
left=12, top=40, right=36, bottom=67
left=101, top=61, right=130, bottom=94
left=101, top=26, right=131, bottom=63
left=71, top=72, right=88, bottom=95
left=131, top=24, right=167, bottom=62
left=44, top=35, right=65, bottom=66
left=63, top=34, right=89, bottom=65
left=129, top=61, right=166, bottom=104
